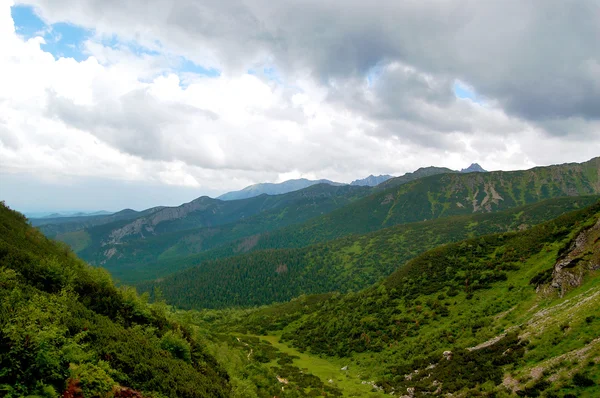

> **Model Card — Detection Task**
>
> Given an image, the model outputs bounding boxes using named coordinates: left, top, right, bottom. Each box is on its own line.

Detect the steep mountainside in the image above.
left=141, top=196, right=599, bottom=309
left=0, top=202, right=230, bottom=397
left=217, top=178, right=343, bottom=200
left=211, top=202, right=600, bottom=397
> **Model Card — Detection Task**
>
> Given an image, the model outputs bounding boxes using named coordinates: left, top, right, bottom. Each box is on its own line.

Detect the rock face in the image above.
left=550, top=217, right=600, bottom=296
left=105, top=197, right=217, bottom=244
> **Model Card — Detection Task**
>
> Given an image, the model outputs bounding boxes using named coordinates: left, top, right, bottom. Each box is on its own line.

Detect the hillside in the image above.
left=205, top=201, right=600, bottom=397
left=0, top=202, right=231, bottom=397
left=39, top=164, right=457, bottom=268
left=141, top=196, right=599, bottom=309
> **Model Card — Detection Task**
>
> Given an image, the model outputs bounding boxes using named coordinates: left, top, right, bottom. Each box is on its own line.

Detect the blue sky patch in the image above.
left=366, top=63, right=386, bottom=87
left=180, top=58, right=220, bottom=77
left=11, top=5, right=46, bottom=39
left=41, top=22, right=92, bottom=61
left=453, top=80, right=483, bottom=104
left=11, top=5, right=223, bottom=79
left=12, top=5, right=92, bottom=61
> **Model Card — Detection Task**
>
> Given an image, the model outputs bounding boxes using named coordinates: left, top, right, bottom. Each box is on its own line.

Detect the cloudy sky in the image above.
left=1, top=0, right=599, bottom=212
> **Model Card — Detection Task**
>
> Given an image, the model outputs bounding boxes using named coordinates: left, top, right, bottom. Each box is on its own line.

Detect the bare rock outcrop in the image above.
left=550, top=217, right=600, bottom=296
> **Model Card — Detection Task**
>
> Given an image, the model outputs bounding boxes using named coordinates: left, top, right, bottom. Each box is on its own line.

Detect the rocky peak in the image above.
left=460, top=163, right=487, bottom=173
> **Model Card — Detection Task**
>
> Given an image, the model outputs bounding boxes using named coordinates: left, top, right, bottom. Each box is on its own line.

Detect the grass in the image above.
left=256, top=334, right=385, bottom=397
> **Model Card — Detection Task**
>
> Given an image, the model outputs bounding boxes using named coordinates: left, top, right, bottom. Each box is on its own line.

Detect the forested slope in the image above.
left=0, top=202, right=230, bottom=397
left=142, top=196, right=599, bottom=309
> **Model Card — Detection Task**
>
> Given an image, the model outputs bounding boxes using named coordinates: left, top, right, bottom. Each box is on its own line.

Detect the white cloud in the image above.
left=1, top=0, right=599, bottom=212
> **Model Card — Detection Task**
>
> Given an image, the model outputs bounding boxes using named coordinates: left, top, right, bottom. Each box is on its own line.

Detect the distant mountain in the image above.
left=48, top=184, right=371, bottom=277
left=29, top=207, right=163, bottom=232
left=376, top=166, right=456, bottom=190
left=25, top=210, right=112, bottom=218
left=460, top=163, right=487, bottom=173
left=41, top=210, right=112, bottom=218
left=350, top=174, right=394, bottom=186
left=110, top=157, right=600, bottom=285
left=217, top=178, right=344, bottom=200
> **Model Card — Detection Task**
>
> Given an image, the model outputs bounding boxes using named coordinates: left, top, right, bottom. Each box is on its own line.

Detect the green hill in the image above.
left=207, top=201, right=600, bottom=396
left=0, top=202, right=230, bottom=397
left=141, top=196, right=599, bottom=309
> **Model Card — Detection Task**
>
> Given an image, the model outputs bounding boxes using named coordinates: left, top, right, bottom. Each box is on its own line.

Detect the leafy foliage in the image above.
left=0, top=202, right=230, bottom=397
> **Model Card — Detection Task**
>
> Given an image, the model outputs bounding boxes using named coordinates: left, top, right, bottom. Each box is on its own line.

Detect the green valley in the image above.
left=3, top=158, right=599, bottom=398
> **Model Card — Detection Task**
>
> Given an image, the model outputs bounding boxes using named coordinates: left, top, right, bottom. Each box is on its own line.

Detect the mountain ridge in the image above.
left=350, top=174, right=394, bottom=186
left=217, top=178, right=345, bottom=201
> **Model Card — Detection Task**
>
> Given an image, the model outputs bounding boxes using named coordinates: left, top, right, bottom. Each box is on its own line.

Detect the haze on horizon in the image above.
left=1, top=0, right=599, bottom=212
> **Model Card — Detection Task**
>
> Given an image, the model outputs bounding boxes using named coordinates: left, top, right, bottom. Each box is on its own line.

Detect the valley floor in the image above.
left=255, top=334, right=385, bottom=397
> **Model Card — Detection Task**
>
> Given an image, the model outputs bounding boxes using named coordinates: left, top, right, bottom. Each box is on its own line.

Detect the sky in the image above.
left=0, top=0, right=599, bottom=213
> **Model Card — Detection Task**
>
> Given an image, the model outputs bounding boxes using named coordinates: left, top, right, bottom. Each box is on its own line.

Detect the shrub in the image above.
left=70, top=361, right=117, bottom=398
left=160, top=330, right=192, bottom=362
left=572, top=372, right=594, bottom=387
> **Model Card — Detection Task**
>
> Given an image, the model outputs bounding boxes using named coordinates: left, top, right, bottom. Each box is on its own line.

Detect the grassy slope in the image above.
left=258, top=202, right=599, bottom=396
left=142, top=196, right=599, bottom=309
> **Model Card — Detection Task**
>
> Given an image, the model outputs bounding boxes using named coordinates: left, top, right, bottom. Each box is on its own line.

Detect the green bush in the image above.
left=160, top=330, right=192, bottom=363
left=70, top=361, right=117, bottom=397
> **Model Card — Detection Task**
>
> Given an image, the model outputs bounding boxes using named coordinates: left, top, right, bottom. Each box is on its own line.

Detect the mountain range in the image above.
left=28, top=157, right=599, bottom=289
left=216, top=163, right=486, bottom=201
